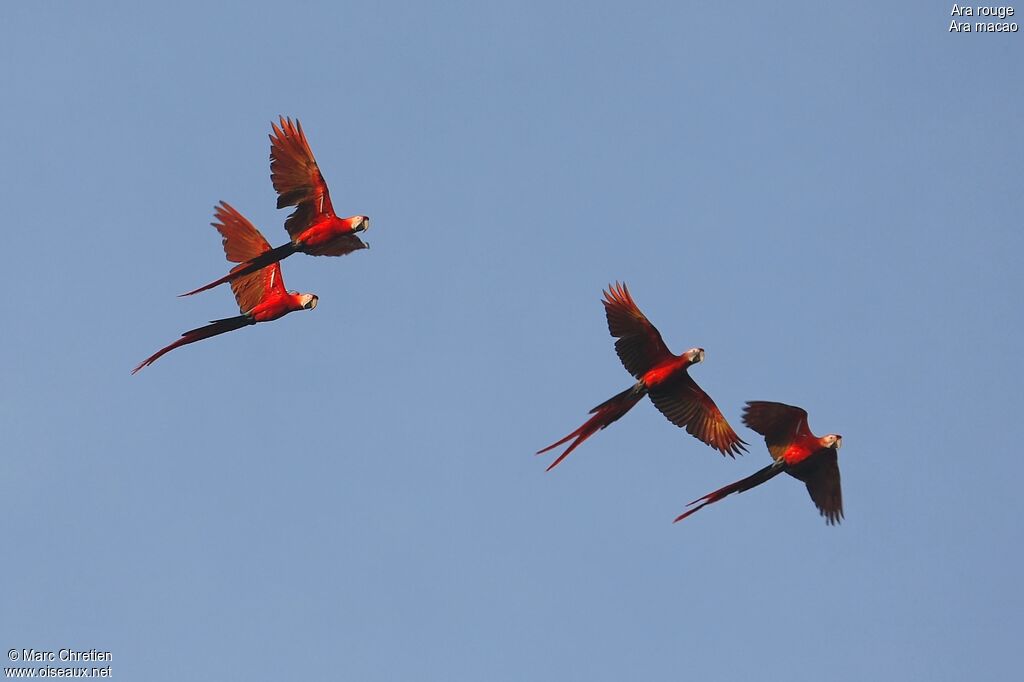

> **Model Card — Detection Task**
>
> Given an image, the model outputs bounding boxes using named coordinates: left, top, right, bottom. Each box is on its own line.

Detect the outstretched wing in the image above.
left=270, top=116, right=335, bottom=240
left=803, top=450, right=843, bottom=525
left=648, top=375, right=747, bottom=456
left=212, top=200, right=271, bottom=264
left=603, top=282, right=672, bottom=378
left=210, top=202, right=286, bottom=313
left=742, top=401, right=813, bottom=461
left=303, top=233, right=368, bottom=257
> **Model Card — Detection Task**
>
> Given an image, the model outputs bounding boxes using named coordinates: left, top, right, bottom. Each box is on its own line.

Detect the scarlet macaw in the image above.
left=133, top=202, right=318, bottom=373
left=181, top=117, right=369, bottom=296
left=675, top=401, right=844, bottom=524
left=538, top=282, right=746, bottom=470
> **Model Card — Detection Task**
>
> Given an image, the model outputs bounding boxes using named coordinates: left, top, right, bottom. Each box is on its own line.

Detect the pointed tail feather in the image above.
left=673, top=462, right=784, bottom=523
left=537, top=386, right=644, bottom=471
left=132, top=315, right=254, bottom=374
left=179, top=243, right=296, bottom=297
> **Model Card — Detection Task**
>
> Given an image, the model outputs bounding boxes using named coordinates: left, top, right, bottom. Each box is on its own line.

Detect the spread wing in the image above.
left=302, top=233, right=368, bottom=257
left=803, top=450, right=843, bottom=525
left=210, top=202, right=287, bottom=313
left=742, top=401, right=813, bottom=461
left=270, top=116, right=335, bottom=240
left=602, top=282, right=672, bottom=378
left=212, top=201, right=271, bottom=264
left=648, top=375, right=747, bottom=457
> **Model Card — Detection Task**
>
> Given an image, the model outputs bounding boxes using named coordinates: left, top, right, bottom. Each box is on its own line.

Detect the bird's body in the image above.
left=289, top=213, right=367, bottom=255
left=537, top=282, right=745, bottom=470
left=639, top=354, right=695, bottom=388
left=247, top=289, right=312, bottom=322
left=133, top=202, right=318, bottom=374
left=181, top=116, right=368, bottom=297
left=674, top=401, right=844, bottom=524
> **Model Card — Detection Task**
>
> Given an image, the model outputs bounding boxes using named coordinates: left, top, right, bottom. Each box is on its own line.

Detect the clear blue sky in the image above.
left=2, top=2, right=1021, bottom=680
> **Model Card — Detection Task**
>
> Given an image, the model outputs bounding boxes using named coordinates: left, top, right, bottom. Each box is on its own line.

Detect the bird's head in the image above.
left=686, top=347, right=705, bottom=365
left=823, top=434, right=842, bottom=450
left=299, top=293, right=319, bottom=310
left=352, top=215, right=370, bottom=233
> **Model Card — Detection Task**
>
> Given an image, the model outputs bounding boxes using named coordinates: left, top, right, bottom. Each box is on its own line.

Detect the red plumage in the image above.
left=538, top=282, right=745, bottom=469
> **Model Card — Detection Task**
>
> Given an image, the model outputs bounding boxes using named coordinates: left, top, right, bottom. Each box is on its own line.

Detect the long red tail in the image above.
left=179, top=243, right=297, bottom=297
left=132, top=315, right=254, bottom=374
left=673, top=462, right=784, bottom=523
left=537, top=386, right=644, bottom=471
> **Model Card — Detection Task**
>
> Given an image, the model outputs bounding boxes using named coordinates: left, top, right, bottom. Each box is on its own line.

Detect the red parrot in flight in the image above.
left=133, top=202, right=319, bottom=374
left=674, top=401, right=844, bottom=524
left=537, top=282, right=746, bottom=470
left=181, top=116, right=369, bottom=296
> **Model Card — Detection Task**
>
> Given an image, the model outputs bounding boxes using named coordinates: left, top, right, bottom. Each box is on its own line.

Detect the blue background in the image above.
left=2, top=2, right=1021, bottom=680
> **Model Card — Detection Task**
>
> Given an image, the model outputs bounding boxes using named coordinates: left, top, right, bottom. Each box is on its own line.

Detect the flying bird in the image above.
left=133, top=202, right=318, bottom=373
left=537, top=282, right=746, bottom=470
left=674, top=401, right=844, bottom=524
left=181, top=116, right=369, bottom=296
